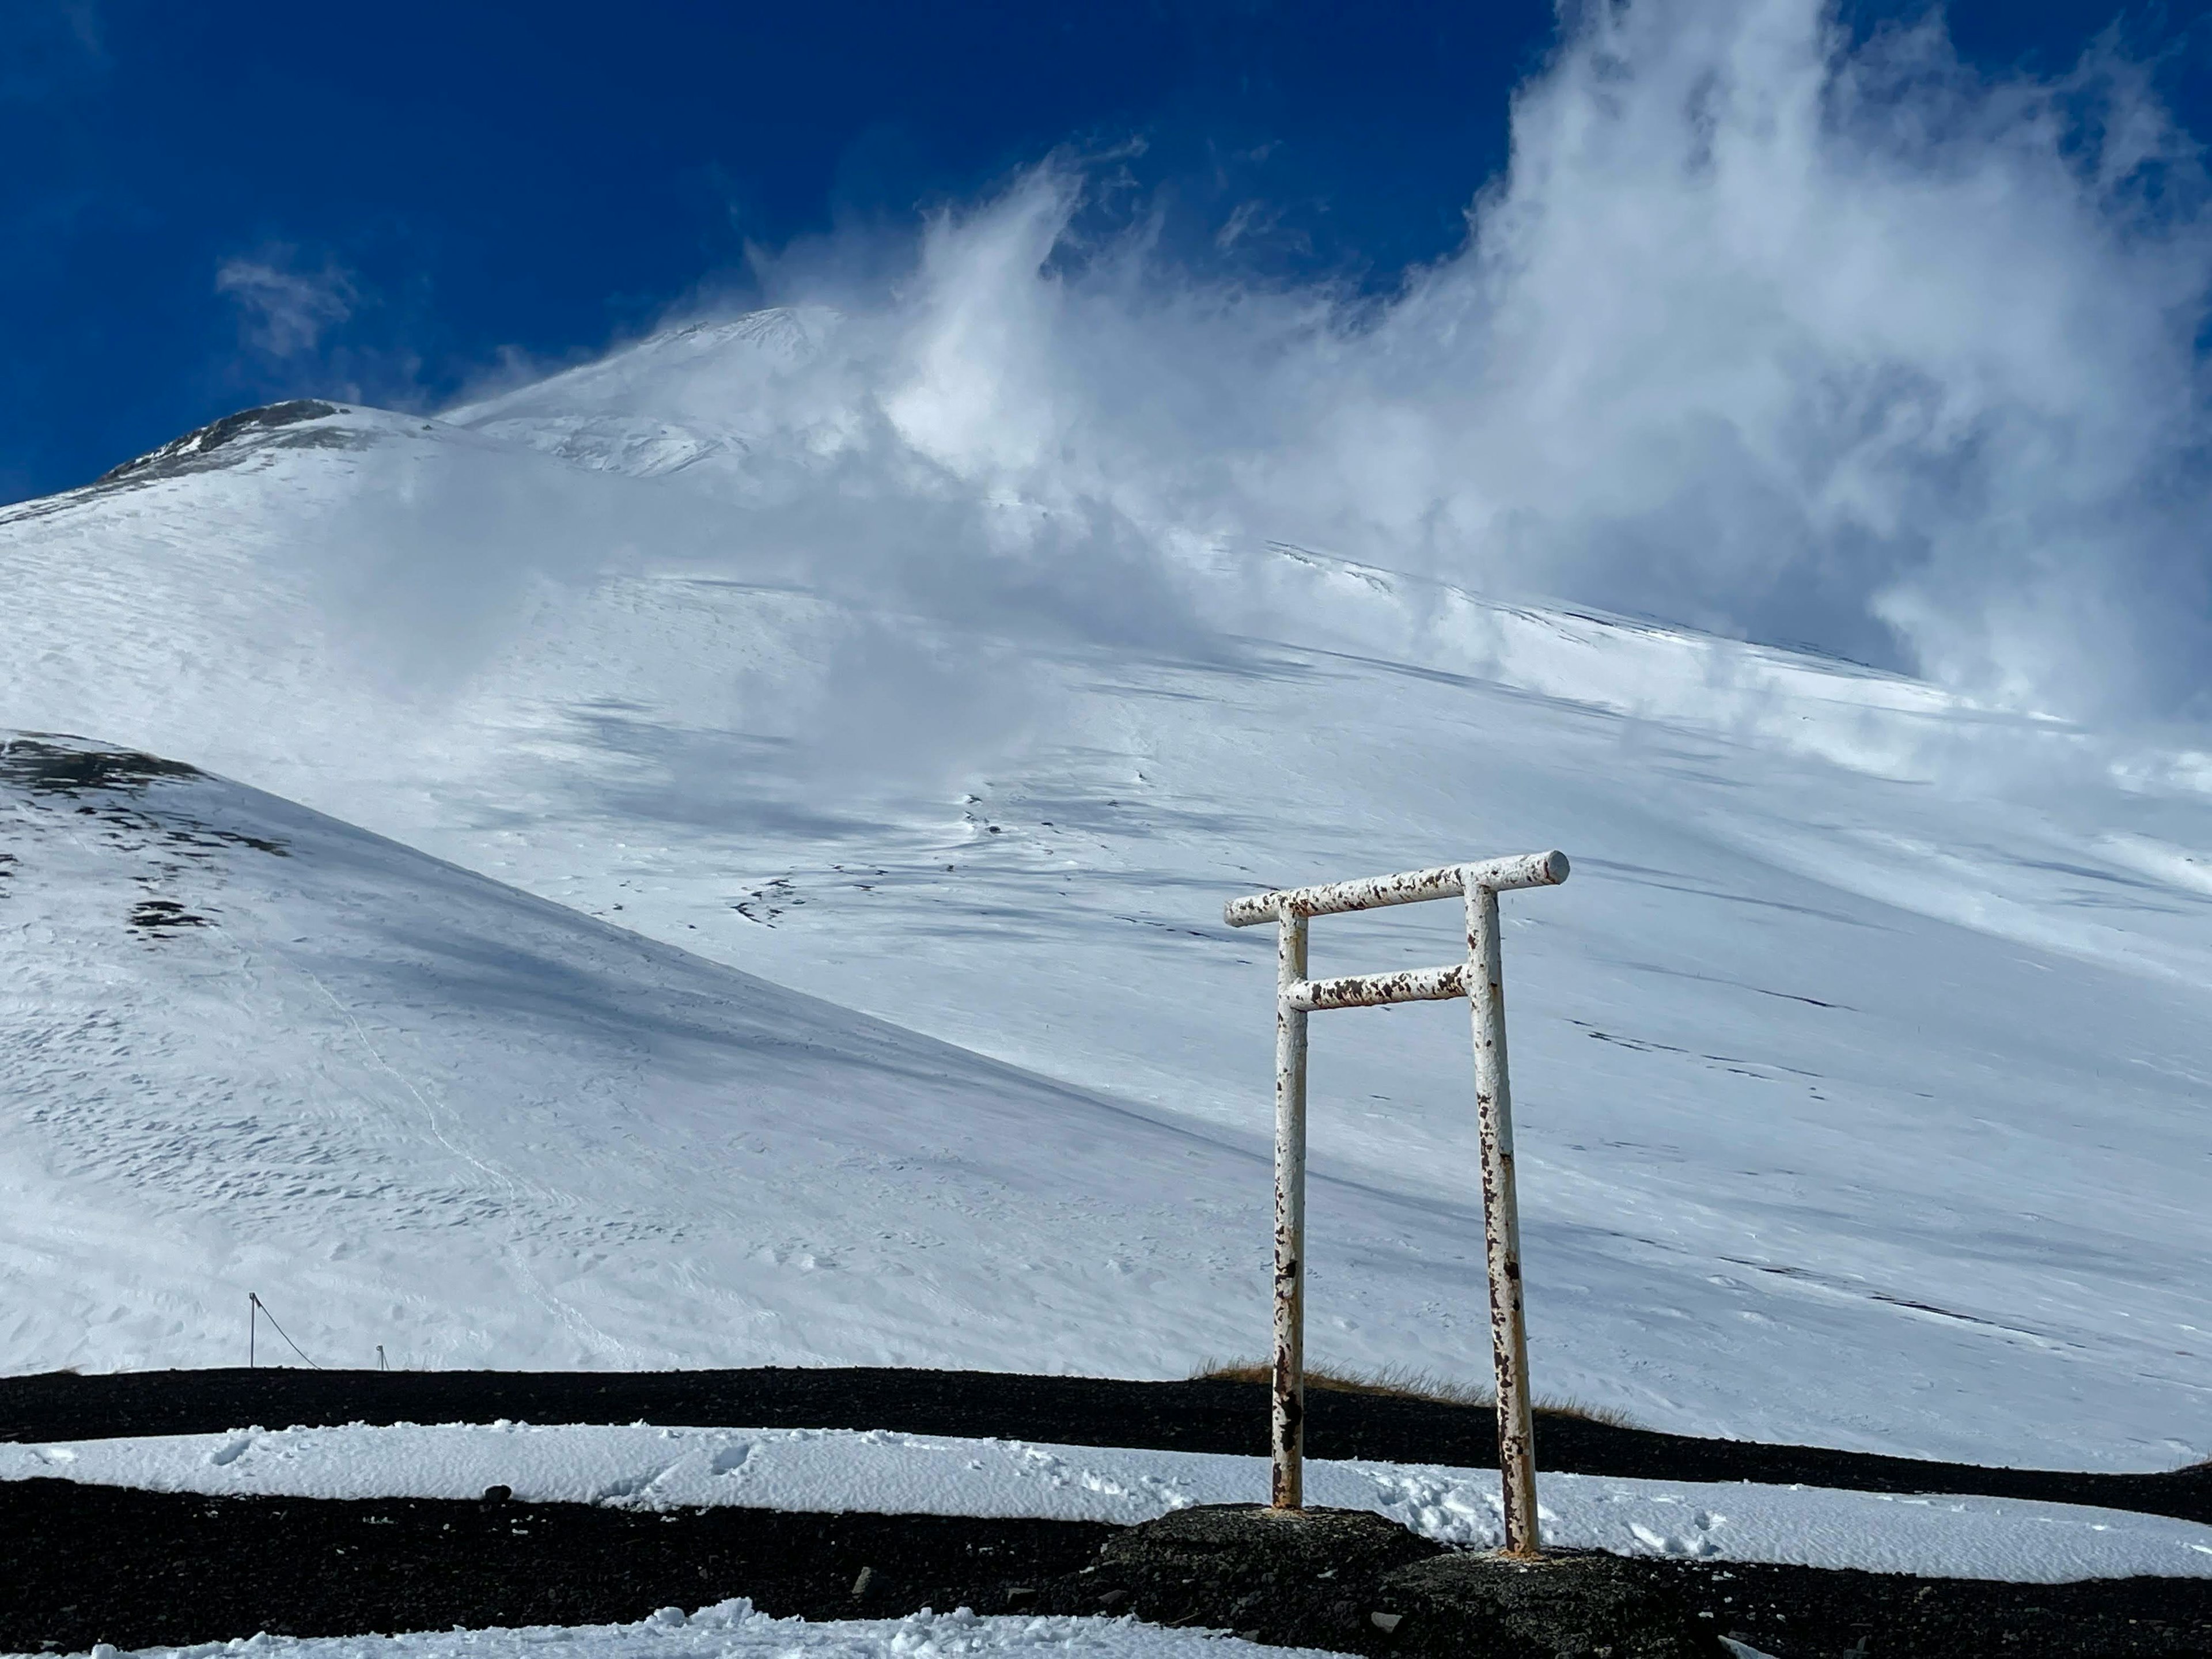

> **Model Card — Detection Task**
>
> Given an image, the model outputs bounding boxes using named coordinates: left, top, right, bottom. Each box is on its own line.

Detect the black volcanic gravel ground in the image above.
left=3, top=1366, right=2209, bottom=1657
left=0, top=1478, right=1115, bottom=1652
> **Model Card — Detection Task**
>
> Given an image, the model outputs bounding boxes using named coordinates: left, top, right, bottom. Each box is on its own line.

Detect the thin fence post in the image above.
left=1468, top=879, right=1541, bottom=1557
left=248, top=1293, right=256, bottom=1369
left=1271, top=908, right=1310, bottom=1510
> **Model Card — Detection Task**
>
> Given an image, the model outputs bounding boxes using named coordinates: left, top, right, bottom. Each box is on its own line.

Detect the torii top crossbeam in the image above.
left=1222, top=850, right=1569, bottom=928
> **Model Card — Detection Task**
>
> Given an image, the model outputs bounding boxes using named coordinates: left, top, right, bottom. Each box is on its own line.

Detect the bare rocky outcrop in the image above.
left=1029, top=1504, right=1726, bottom=1657
left=60, top=399, right=379, bottom=504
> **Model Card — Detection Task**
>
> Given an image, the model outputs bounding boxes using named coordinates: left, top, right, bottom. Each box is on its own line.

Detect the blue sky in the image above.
left=5, top=1, right=2206, bottom=506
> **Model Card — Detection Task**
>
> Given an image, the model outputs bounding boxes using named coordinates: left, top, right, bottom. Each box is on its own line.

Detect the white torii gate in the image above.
left=1225, top=850, right=1570, bottom=1558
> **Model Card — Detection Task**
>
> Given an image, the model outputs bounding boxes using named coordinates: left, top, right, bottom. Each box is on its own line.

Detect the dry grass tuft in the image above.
left=1535, top=1394, right=1640, bottom=1429
left=1194, top=1358, right=1489, bottom=1406
left=1190, top=1358, right=1639, bottom=1427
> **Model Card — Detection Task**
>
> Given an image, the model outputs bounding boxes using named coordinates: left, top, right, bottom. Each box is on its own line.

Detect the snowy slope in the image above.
left=3, top=322, right=2211, bottom=1471
left=445, top=310, right=831, bottom=479
left=0, top=734, right=1296, bottom=1375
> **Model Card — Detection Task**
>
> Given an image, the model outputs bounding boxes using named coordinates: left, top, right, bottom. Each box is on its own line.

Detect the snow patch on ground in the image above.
left=6, top=1598, right=1339, bottom=1659
left=7, top=1423, right=2209, bottom=1584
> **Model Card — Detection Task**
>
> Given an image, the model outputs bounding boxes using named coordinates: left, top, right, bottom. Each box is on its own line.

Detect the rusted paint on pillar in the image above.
left=1271, top=908, right=1309, bottom=1510
left=1468, top=877, right=1541, bottom=1558
left=1286, top=961, right=1467, bottom=1012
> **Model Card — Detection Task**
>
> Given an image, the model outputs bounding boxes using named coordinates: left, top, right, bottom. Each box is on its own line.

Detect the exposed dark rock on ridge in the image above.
left=91, top=399, right=347, bottom=489
left=0, top=734, right=203, bottom=795
left=0, top=399, right=380, bottom=525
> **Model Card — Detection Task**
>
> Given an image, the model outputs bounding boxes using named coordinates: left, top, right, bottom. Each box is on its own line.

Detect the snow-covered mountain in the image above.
left=0, top=730, right=1359, bottom=1381
left=3, top=315, right=2210, bottom=1472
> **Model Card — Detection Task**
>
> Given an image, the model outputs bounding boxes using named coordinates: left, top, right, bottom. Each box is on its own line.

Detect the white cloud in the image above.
left=216, top=249, right=358, bottom=358
left=409, top=0, right=2207, bottom=728
left=707, top=0, right=2212, bottom=722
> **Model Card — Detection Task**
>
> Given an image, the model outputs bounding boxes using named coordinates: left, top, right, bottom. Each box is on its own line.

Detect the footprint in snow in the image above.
left=1628, top=1512, right=1725, bottom=1557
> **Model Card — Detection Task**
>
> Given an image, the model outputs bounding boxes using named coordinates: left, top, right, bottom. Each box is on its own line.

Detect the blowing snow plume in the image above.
left=708, top=0, right=2212, bottom=723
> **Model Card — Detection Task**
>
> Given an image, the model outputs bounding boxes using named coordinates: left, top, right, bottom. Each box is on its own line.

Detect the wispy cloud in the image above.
left=215, top=249, right=358, bottom=358
left=1, top=1, right=105, bottom=101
